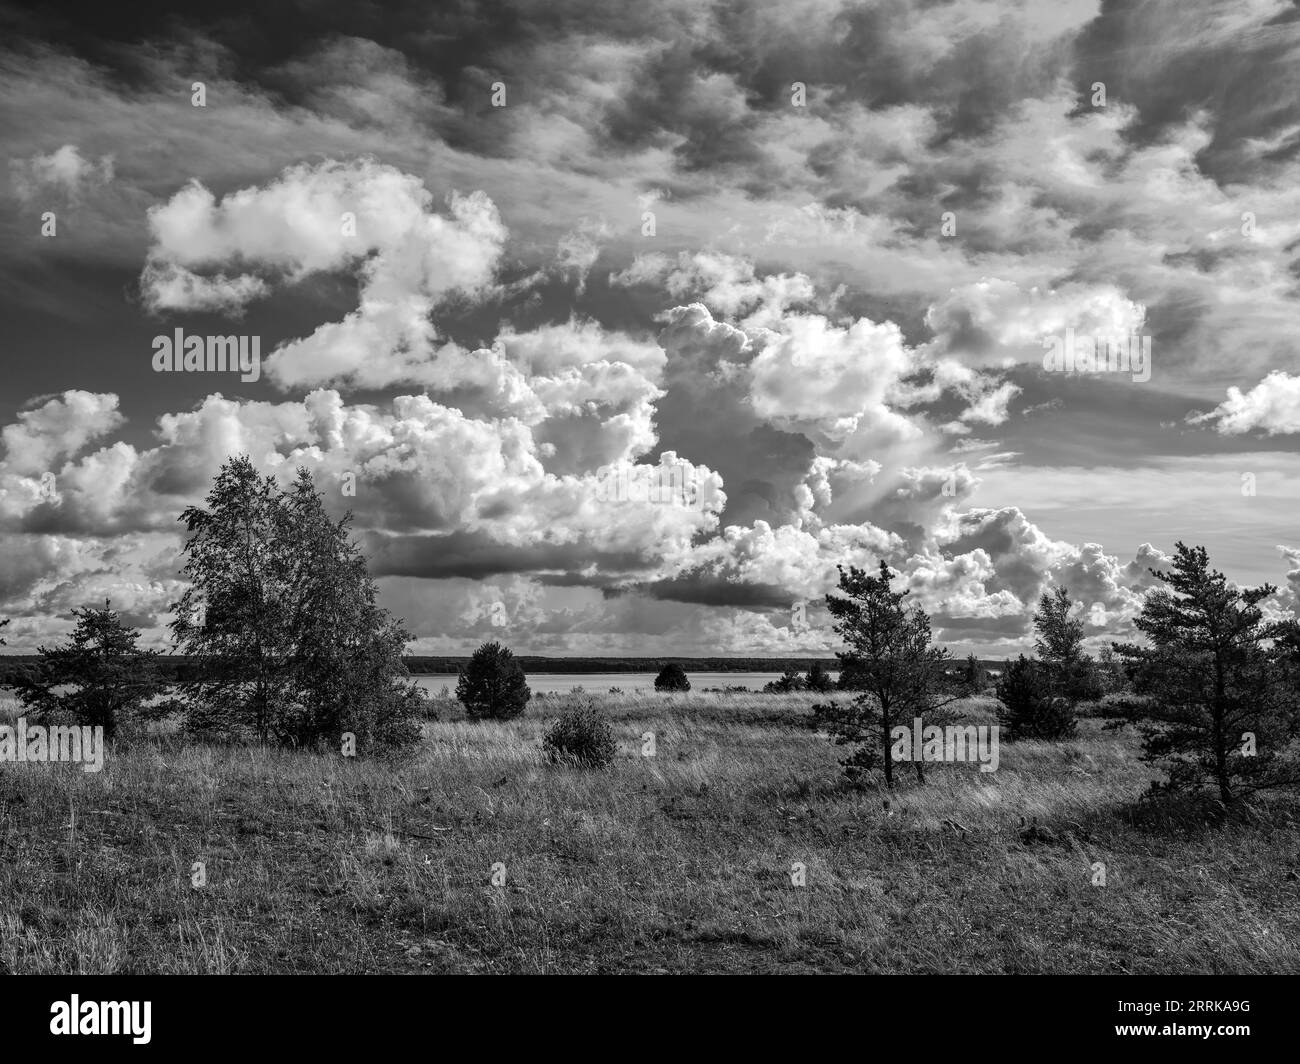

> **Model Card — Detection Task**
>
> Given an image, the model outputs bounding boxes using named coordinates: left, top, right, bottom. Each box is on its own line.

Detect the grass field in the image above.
left=2, top=689, right=1298, bottom=973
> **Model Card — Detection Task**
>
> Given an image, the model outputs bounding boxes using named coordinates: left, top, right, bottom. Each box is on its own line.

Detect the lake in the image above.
left=411, top=671, right=836, bottom=695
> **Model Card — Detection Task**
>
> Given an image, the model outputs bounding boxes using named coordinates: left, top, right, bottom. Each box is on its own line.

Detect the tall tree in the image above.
left=172, top=456, right=422, bottom=749
left=814, top=562, right=956, bottom=787
left=172, top=457, right=293, bottom=740
left=272, top=468, right=422, bottom=748
left=1033, top=585, right=1101, bottom=707
left=1113, top=542, right=1300, bottom=805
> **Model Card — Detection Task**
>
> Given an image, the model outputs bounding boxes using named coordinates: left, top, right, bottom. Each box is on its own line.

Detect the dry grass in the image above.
left=1, top=689, right=1298, bottom=973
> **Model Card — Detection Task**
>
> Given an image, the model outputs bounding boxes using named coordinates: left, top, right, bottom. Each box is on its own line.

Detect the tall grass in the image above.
left=1, top=689, right=1297, bottom=973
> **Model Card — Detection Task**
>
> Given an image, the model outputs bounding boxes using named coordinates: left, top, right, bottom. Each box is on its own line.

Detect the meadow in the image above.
left=1, top=688, right=1298, bottom=974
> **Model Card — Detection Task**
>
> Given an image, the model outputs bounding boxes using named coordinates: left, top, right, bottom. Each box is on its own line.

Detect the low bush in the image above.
left=542, top=698, right=617, bottom=767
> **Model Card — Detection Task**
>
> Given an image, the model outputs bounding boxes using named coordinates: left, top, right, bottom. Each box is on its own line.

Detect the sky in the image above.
left=2, top=0, right=1300, bottom=658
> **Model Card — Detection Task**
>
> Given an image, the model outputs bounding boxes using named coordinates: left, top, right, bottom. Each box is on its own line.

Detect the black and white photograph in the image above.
left=0, top=0, right=1295, bottom=1033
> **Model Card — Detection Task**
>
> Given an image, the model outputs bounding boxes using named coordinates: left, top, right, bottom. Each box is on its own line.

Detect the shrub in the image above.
left=457, top=641, right=531, bottom=720
left=958, top=653, right=987, bottom=695
left=654, top=663, right=690, bottom=692
left=542, top=697, right=617, bottom=767
left=805, top=661, right=835, bottom=692
left=813, top=692, right=884, bottom=785
left=764, top=668, right=806, bottom=693
left=995, top=655, right=1076, bottom=741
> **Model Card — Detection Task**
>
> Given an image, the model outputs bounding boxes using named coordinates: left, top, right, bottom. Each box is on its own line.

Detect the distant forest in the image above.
left=0, top=653, right=1003, bottom=684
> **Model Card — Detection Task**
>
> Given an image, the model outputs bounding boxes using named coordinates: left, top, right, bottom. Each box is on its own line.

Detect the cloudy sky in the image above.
left=3, top=0, right=1300, bottom=658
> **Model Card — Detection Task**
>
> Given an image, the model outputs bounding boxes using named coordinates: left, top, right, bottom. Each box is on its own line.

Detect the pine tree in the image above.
left=959, top=653, right=987, bottom=694
left=457, top=641, right=531, bottom=720
left=805, top=661, right=835, bottom=693
left=14, top=601, right=168, bottom=739
left=1113, top=542, right=1300, bottom=805
left=764, top=668, right=806, bottom=693
left=1034, top=586, right=1101, bottom=707
left=814, top=562, right=957, bottom=787
left=995, top=654, right=1072, bottom=740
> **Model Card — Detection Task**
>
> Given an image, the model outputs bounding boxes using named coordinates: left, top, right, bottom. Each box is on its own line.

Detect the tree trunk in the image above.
left=881, top=701, right=894, bottom=789
left=1213, top=662, right=1231, bottom=804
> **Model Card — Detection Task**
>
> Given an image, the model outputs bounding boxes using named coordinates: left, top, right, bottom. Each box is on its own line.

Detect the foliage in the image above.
left=542, top=696, right=617, bottom=767
left=813, top=561, right=957, bottom=787
left=805, top=661, right=835, bottom=693
left=1034, top=586, right=1102, bottom=706
left=170, top=456, right=424, bottom=750
left=995, top=655, right=1075, bottom=741
left=654, top=663, right=691, bottom=692
left=13, top=602, right=169, bottom=739
left=958, top=653, right=987, bottom=695
left=456, top=641, right=531, bottom=720
left=1113, top=542, right=1300, bottom=804
left=1095, top=644, right=1128, bottom=694
left=764, top=668, right=806, bottom=693
left=992, top=586, right=1100, bottom=741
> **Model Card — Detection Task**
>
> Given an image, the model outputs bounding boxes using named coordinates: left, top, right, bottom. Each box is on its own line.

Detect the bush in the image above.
left=542, top=697, right=617, bottom=767
left=805, top=662, right=835, bottom=693
left=764, top=668, right=806, bottom=693
left=958, top=653, right=987, bottom=695
left=812, top=692, right=884, bottom=785
left=457, top=641, right=531, bottom=720
left=995, top=655, right=1076, bottom=741
left=654, top=663, right=690, bottom=692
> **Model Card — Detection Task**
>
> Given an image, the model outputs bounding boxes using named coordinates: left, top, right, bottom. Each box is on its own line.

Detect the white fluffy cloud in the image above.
left=141, top=159, right=508, bottom=389
left=1, top=391, right=124, bottom=477
left=1192, top=372, right=1300, bottom=436
left=923, top=278, right=1148, bottom=369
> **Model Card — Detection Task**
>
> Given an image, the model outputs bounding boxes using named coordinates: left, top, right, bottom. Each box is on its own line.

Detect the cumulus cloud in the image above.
left=612, top=250, right=818, bottom=328
left=1, top=391, right=124, bottom=477
left=141, top=159, right=508, bottom=389
left=923, top=278, right=1148, bottom=369
left=1191, top=372, right=1300, bottom=436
